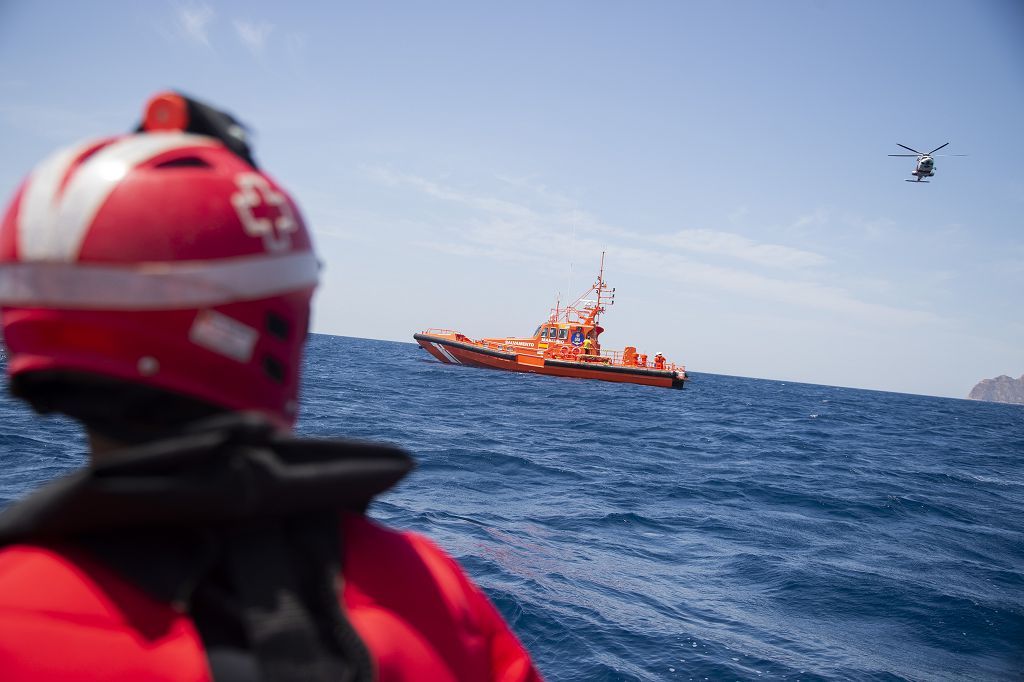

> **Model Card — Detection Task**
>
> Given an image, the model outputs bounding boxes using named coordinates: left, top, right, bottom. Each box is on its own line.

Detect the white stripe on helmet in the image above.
left=0, top=251, right=320, bottom=310
left=17, top=139, right=105, bottom=261
left=17, top=133, right=218, bottom=262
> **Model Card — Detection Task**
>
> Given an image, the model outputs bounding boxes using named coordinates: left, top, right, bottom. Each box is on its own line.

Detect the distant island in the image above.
left=968, top=374, right=1024, bottom=404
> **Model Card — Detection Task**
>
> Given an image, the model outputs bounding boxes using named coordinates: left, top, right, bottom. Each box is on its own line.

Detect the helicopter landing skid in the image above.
left=905, top=179, right=930, bottom=183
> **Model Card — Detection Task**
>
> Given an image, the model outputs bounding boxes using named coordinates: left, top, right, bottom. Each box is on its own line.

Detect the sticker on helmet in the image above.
left=231, top=173, right=297, bottom=253
left=189, top=309, right=258, bottom=362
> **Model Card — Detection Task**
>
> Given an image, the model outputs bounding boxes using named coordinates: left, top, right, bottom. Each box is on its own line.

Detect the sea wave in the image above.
left=2, top=334, right=1022, bottom=680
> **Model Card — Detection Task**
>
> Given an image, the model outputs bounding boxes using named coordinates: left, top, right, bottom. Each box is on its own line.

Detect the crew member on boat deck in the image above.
left=653, top=353, right=666, bottom=370
left=639, top=353, right=648, bottom=367
left=0, top=91, right=542, bottom=682
left=583, top=337, right=594, bottom=358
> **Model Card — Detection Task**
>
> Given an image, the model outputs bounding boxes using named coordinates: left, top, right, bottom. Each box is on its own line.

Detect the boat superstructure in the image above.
left=414, top=254, right=686, bottom=389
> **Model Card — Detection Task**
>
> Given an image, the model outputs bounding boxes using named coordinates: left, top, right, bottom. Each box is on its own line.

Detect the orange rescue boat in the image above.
left=414, top=254, right=686, bottom=389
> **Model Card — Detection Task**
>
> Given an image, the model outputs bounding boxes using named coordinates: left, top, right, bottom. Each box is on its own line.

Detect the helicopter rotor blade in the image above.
left=928, top=142, right=950, bottom=154
left=896, top=143, right=924, bottom=155
left=931, top=154, right=967, bottom=157
left=888, top=154, right=918, bottom=157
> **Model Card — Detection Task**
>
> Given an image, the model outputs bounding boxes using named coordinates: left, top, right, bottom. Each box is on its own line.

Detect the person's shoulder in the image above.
left=0, top=542, right=150, bottom=618
left=0, top=543, right=209, bottom=680
left=343, top=514, right=453, bottom=555
left=341, top=512, right=505, bottom=636
left=341, top=514, right=475, bottom=594
left=340, top=515, right=545, bottom=682
left=340, top=514, right=519, bottom=680
left=0, top=543, right=96, bottom=610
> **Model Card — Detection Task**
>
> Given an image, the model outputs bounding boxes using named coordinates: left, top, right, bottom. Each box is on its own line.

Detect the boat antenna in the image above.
left=567, top=209, right=577, bottom=300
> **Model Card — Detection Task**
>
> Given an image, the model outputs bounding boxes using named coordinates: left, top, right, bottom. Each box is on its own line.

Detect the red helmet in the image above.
left=0, top=93, right=319, bottom=430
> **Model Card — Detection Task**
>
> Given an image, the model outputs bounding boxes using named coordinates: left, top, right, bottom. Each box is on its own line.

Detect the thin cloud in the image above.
left=842, top=214, right=896, bottom=240
left=792, top=208, right=830, bottom=230
left=494, top=173, right=577, bottom=208
left=373, top=169, right=938, bottom=325
left=370, top=168, right=536, bottom=220
left=375, top=169, right=824, bottom=268
left=654, top=229, right=827, bottom=268
left=176, top=3, right=215, bottom=46
left=234, top=20, right=274, bottom=55
left=425, top=218, right=935, bottom=325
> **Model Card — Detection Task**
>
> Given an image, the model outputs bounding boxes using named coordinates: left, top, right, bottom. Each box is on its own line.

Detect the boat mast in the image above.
left=550, top=252, right=612, bottom=327
left=567, top=210, right=577, bottom=304
left=583, top=250, right=609, bottom=327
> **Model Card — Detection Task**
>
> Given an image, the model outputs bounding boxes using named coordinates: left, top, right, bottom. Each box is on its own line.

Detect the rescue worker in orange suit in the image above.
left=638, top=353, right=648, bottom=368
left=653, top=353, right=666, bottom=370
left=0, top=93, right=542, bottom=682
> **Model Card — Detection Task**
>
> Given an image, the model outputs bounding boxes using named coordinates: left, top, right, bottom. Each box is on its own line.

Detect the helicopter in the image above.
left=888, top=143, right=966, bottom=183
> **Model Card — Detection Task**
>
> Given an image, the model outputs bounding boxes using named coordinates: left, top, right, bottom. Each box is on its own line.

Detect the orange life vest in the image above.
left=0, top=516, right=540, bottom=681
left=0, top=417, right=542, bottom=682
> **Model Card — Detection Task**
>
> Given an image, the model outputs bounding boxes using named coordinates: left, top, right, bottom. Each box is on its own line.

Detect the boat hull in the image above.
left=413, top=333, right=685, bottom=389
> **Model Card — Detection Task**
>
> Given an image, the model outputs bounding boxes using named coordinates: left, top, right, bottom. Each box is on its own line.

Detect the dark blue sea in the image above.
left=1, top=334, right=1022, bottom=681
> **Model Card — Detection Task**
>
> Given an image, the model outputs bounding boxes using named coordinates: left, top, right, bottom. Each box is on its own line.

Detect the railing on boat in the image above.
left=421, top=328, right=475, bottom=343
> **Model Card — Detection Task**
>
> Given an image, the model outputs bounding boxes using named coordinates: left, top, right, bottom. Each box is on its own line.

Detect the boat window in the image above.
left=535, top=326, right=543, bottom=338
left=540, top=328, right=548, bottom=339
left=558, top=328, right=567, bottom=340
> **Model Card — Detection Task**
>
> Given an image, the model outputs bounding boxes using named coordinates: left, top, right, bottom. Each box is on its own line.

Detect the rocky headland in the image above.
left=968, top=374, right=1024, bottom=404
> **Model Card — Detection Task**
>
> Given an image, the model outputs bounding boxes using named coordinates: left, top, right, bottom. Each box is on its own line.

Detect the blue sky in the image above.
left=2, top=1, right=1021, bottom=398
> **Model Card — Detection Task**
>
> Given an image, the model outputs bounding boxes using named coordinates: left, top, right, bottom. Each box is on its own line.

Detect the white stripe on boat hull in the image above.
left=432, top=342, right=461, bottom=364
